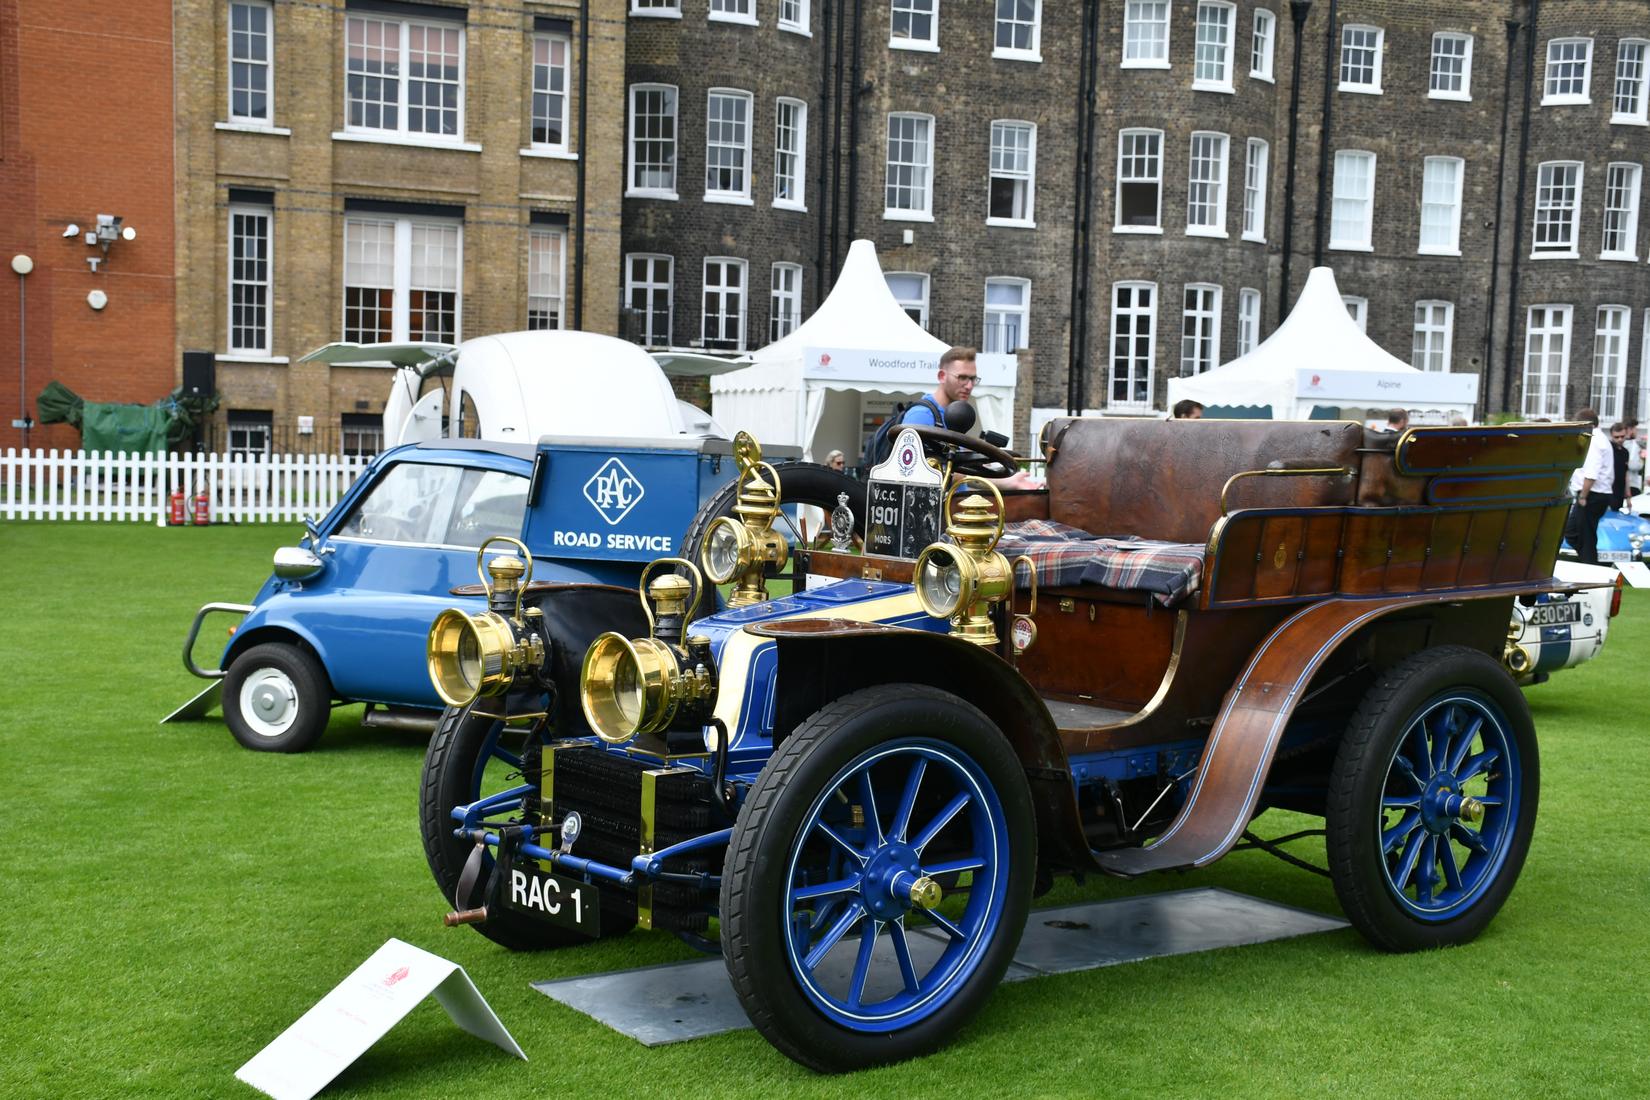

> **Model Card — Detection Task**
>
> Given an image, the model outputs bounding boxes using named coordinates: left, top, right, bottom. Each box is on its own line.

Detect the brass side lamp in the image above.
left=700, top=431, right=788, bottom=608
left=912, top=478, right=1013, bottom=646
left=580, top=558, right=718, bottom=745
left=427, top=536, right=546, bottom=708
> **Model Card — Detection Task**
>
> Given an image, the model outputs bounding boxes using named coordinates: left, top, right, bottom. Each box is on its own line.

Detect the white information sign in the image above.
left=1618, top=560, right=1650, bottom=588
left=803, top=346, right=1016, bottom=387
left=236, top=938, right=525, bottom=1100
left=1293, top=367, right=1478, bottom=405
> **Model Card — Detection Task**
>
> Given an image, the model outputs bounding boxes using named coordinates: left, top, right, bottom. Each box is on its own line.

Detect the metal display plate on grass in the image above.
left=530, top=887, right=1347, bottom=1046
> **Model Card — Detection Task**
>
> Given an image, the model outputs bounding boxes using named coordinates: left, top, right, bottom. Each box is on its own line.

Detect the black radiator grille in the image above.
left=545, top=743, right=723, bottom=934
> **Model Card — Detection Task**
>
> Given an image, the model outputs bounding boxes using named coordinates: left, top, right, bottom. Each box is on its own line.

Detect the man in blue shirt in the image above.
left=898, top=346, right=1038, bottom=488
left=898, top=346, right=977, bottom=430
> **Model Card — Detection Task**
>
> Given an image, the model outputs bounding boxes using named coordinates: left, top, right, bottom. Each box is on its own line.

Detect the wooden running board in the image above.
left=1097, top=593, right=1436, bottom=877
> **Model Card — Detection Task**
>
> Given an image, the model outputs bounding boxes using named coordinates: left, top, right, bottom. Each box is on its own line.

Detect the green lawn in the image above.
left=0, top=520, right=1645, bottom=1098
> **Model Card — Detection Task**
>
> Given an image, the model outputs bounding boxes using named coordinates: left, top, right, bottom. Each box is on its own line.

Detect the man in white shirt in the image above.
left=1565, top=408, right=1612, bottom=564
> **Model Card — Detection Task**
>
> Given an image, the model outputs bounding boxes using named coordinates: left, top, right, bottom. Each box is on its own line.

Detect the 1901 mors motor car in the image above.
left=420, top=417, right=1587, bottom=1071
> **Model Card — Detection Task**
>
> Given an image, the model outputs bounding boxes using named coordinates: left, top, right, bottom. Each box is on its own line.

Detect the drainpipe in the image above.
left=829, top=0, right=847, bottom=277
left=1502, top=0, right=1538, bottom=416
left=1482, top=17, right=1521, bottom=418
left=1279, top=1, right=1312, bottom=324
left=573, top=0, right=589, bottom=330
left=845, top=0, right=864, bottom=238
left=1066, top=0, right=1100, bottom=414
left=814, top=0, right=834, bottom=296
left=13, top=258, right=29, bottom=447
left=1311, top=0, right=1338, bottom=266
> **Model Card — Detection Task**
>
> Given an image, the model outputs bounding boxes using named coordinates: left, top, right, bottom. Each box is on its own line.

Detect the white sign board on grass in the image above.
left=1619, top=560, right=1650, bottom=588
left=236, top=938, right=525, bottom=1100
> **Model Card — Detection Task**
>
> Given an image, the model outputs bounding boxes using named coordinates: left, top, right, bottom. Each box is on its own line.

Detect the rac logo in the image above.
left=584, top=457, right=645, bottom=525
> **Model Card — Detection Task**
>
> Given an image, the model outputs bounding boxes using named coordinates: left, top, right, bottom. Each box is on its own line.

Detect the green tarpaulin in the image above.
left=35, top=381, right=218, bottom=455
left=80, top=402, right=174, bottom=455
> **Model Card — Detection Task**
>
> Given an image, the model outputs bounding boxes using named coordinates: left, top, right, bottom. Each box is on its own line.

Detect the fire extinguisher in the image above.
left=192, top=485, right=211, bottom=526
left=168, top=489, right=186, bottom=526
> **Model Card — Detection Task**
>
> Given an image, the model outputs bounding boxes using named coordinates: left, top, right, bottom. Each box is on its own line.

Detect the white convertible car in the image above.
left=1504, top=559, right=1623, bottom=685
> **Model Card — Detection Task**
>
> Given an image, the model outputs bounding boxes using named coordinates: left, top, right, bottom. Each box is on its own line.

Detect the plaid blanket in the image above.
left=996, top=518, right=1204, bottom=607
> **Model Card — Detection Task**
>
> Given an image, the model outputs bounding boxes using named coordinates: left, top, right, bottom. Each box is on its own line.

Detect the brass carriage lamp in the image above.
left=913, top=479, right=1013, bottom=646
left=581, top=559, right=717, bottom=745
left=426, top=538, right=545, bottom=707
left=699, top=431, right=788, bottom=607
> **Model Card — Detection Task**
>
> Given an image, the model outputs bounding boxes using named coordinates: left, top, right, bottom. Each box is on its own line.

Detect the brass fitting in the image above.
left=700, top=431, right=788, bottom=607
left=580, top=558, right=717, bottom=744
left=913, top=479, right=1012, bottom=646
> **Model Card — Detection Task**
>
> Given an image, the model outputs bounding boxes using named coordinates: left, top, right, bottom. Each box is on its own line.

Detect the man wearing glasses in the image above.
left=898, top=346, right=1040, bottom=489
left=897, top=346, right=979, bottom=430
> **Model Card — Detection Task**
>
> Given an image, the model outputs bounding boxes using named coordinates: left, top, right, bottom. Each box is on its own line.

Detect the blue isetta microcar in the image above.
left=418, top=420, right=1587, bottom=1072
left=178, top=433, right=862, bottom=751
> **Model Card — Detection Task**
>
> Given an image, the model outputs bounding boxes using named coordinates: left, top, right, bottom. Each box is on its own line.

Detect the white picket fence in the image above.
left=0, top=448, right=373, bottom=525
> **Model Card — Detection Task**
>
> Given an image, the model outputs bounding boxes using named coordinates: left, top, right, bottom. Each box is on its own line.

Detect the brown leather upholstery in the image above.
left=1044, top=418, right=1364, bottom=545
left=1355, top=428, right=1426, bottom=506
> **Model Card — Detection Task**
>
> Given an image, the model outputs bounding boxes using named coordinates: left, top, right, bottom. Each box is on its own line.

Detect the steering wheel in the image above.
left=908, top=425, right=1022, bottom=480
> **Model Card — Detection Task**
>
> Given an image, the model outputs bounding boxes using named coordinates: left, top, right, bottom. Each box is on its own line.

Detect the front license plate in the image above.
left=503, top=864, right=601, bottom=936
left=1598, top=550, right=1631, bottom=562
left=1529, top=601, right=1581, bottom=626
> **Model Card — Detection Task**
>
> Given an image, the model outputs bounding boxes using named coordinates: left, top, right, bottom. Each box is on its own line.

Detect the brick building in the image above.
left=172, top=0, right=627, bottom=454
left=616, top=0, right=1650, bottom=425
left=0, top=0, right=177, bottom=452
left=4, top=0, right=1645, bottom=456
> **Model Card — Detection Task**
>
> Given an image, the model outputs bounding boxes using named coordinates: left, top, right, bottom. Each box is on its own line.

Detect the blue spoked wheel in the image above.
left=1327, top=646, right=1539, bottom=952
left=721, top=685, right=1034, bottom=1072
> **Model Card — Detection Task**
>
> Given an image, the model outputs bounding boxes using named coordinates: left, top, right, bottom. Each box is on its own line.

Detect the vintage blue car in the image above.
left=419, top=420, right=1586, bottom=1071
left=1562, top=507, right=1650, bottom=563
left=177, top=433, right=859, bottom=751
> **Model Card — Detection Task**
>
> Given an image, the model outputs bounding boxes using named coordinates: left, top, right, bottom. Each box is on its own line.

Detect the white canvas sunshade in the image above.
left=1166, top=267, right=1477, bottom=420
left=711, top=240, right=1017, bottom=459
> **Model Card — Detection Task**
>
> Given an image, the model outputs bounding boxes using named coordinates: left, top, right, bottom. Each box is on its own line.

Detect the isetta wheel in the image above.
left=418, top=703, right=635, bottom=951
left=222, top=641, right=332, bottom=753
left=1325, top=646, right=1539, bottom=953
left=721, top=685, right=1034, bottom=1072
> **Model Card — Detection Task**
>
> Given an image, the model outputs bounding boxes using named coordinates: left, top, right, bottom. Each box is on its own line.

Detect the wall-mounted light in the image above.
left=87, top=289, right=108, bottom=311
left=65, top=214, right=137, bottom=272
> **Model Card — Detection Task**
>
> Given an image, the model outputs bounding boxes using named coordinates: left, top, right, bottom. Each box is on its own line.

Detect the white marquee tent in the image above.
left=710, top=240, right=1016, bottom=460
left=1166, top=267, right=1478, bottom=422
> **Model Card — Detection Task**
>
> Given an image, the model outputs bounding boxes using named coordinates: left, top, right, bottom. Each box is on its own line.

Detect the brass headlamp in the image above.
left=581, top=558, right=718, bottom=745
left=913, top=478, right=1013, bottom=646
left=427, top=536, right=547, bottom=708
left=700, top=431, right=788, bottom=607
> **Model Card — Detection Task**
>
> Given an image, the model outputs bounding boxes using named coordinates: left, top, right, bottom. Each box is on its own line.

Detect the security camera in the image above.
left=63, top=223, right=80, bottom=238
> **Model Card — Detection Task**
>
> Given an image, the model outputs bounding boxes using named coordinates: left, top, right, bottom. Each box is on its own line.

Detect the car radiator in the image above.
left=531, top=742, right=720, bottom=934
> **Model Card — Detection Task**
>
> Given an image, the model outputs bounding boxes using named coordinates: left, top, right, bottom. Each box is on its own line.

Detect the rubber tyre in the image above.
left=222, top=642, right=332, bottom=753
left=681, top=461, right=865, bottom=570
left=419, top=703, right=634, bottom=951
left=1326, top=645, right=1539, bottom=952
left=721, top=685, right=1035, bottom=1072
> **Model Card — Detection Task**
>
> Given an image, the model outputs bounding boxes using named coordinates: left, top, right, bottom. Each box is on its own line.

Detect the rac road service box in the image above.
left=522, top=436, right=799, bottom=565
